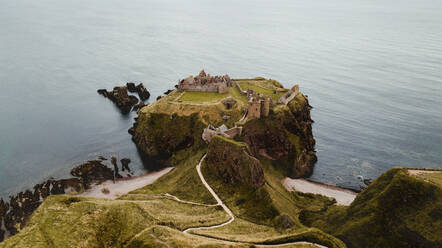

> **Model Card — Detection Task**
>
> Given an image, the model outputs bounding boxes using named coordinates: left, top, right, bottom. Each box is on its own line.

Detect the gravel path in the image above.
left=183, top=154, right=235, bottom=233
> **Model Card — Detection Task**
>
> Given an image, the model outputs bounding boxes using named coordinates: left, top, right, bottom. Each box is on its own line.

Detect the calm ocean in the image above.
left=1, top=0, right=441, bottom=198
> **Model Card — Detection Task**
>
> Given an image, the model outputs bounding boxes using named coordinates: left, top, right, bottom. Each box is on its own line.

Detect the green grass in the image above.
left=129, top=148, right=217, bottom=205
left=236, top=81, right=286, bottom=102
left=177, top=87, right=248, bottom=105
left=178, top=91, right=230, bottom=103
left=413, top=171, right=442, bottom=187
left=0, top=193, right=229, bottom=248
left=301, top=168, right=442, bottom=248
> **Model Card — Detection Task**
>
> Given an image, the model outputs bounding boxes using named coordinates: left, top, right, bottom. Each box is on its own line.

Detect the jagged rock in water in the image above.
left=70, top=160, right=114, bottom=187
left=206, top=136, right=265, bottom=188
left=110, top=157, right=123, bottom=179
left=132, top=101, right=146, bottom=112
left=97, top=86, right=139, bottom=114
left=120, top=158, right=131, bottom=172
left=2, top=177, right=83, bottom=236
left=127, top=82, right=150, bottom=101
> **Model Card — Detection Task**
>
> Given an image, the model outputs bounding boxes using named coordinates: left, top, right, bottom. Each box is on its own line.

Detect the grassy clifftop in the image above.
left=301, top=168, right=442, bottom=248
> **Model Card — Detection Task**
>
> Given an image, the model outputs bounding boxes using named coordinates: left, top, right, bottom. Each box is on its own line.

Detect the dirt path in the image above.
left=182, top=154, right=328, bottom=248
left=183, top=154, right=235, bottom=234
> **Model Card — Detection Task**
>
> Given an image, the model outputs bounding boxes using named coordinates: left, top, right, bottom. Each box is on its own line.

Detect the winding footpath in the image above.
left=183, top=154, right=235, bottom=234
left=183, top=154, right=328, bottom=248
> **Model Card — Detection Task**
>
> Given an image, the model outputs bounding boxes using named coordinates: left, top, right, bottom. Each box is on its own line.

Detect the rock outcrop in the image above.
left=131, top=112, right=205, bottom=165
left=1, top=177, right=83, bottom=236
left=70, top=160, right=114, bottom=187
left=126, top=82, right=150, bottom=101
left=97, top=86, right=139, bottom=114
left=241, top=93, right=316, bottom=178
left=206, top=136, right=265, bottom=188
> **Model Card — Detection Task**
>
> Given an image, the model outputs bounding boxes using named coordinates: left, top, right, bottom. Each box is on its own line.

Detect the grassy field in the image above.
left=178, top=91, right=230, bottom=103
left=413, top=170, right=442, bottom=186
left=235, top=78, right=287, bottom=102
left=177, top=86, right=248, bottom=104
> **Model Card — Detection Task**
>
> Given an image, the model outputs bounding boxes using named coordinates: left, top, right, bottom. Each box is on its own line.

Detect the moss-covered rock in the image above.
left=241, top=93, right=317, bottom=178
left=132, top=112, right=206, bottom=164
left=301, top=168, right=442, bottom=248
left=206, top=136, right=265, bottom=188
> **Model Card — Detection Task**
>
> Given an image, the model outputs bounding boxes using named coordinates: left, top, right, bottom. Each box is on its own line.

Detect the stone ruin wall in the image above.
left=202, top=125, right=243, bottom=143
left=278, top=84, right=299, bottom=105
left=177, top=70, right=231, bottom=94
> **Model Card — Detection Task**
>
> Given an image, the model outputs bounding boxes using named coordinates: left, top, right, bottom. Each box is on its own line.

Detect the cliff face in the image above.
left=132, top=112, right=206, bottom=164
left=206, top=136, right=265, bottom=188
left=301, top=168, right=442, bottom=248
left=241, top=93, right=317, bottom=178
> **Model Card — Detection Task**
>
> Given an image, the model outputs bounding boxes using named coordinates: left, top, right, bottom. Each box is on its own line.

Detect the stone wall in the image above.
left=177, top=70, right=232, bottom=94
left=202, top=125, right=243, bottom=143
left=278, top=84, right=299, bottom=105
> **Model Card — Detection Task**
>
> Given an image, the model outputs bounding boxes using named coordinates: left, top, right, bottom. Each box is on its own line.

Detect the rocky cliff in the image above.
left=206, top=136, right=265, bottom=188
left=131, top=81, right=317, bottom=179
left=241, top=93, right=317, bottom=178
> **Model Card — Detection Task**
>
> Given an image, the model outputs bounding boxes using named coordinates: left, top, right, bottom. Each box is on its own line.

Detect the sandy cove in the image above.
left=282, top=178, right=357, bottom=206
left=79, top=167, right=173, bottom=199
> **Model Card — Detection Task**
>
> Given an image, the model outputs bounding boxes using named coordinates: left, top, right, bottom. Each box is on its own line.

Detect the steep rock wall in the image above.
left=206, top=136, right=265, bottom=188
left=241, top=93, right=317, bottom=178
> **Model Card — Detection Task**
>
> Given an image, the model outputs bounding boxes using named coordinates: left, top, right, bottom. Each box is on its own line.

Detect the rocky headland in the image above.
left=1, top=72, right=440, bottom=248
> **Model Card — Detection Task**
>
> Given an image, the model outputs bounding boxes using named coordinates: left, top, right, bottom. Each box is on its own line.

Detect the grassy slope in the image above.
left=301, top=168, right=442, bottom=248
left=198, top=154, right=345, bottom=248
left=0, top=192, right=230, bottom=248
left=129, top=148, right=216, bottom=205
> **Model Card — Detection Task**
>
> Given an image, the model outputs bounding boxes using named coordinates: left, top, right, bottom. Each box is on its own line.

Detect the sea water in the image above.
left=1, top=0, right=441, bottom=198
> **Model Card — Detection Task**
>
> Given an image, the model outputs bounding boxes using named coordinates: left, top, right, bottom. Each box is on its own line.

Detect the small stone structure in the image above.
left=222, top=98, right=237, bottom=109
left=177, top=70, right=233, bottom=94
left=202, top=124, right=243, bottom=143
left=245, top=89, right=271, bottom=120
left=278, top=84, right=299, bottom=105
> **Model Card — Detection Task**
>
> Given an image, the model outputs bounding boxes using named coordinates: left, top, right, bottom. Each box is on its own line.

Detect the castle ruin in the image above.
left=246, top=89, right=271, bottom=120
left=177, top=70, right=233, bottom=94
left=178, top=70, right=300, bottom=121
left=202, top=124, right=243, bottom=143
left=278, top=84, right=299, bottom=105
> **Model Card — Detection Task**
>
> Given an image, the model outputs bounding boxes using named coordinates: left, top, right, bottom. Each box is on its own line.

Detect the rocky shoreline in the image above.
left=0, top=155, right=134, bottom=241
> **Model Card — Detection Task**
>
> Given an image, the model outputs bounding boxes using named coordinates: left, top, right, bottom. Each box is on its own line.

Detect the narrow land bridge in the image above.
left=182, top=154, right=328, bottom=248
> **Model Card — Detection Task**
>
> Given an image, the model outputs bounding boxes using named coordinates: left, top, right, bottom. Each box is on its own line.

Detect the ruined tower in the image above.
left=260, top=97, right=270, bottom=117
left=247, top=98, right=261, bottom=119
